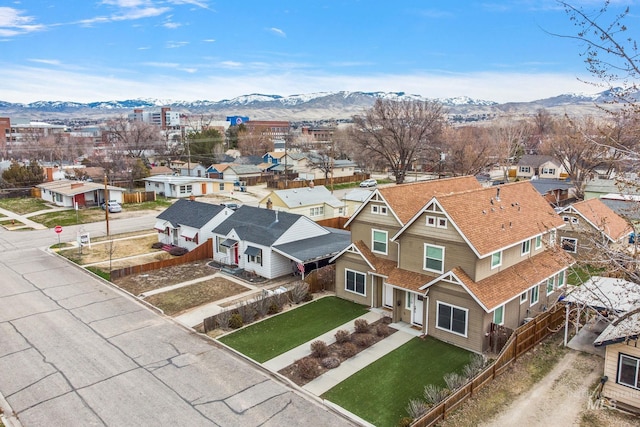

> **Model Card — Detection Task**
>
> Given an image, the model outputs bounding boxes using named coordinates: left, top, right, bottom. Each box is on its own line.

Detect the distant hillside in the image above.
left=0, top=90, right=621, bottom=122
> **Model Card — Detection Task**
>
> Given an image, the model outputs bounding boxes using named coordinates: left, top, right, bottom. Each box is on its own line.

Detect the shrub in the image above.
left=228, top=313, right=243, bottom=329
left=253, top=294, right=269, bottom=318
left=334, top=329, right=351, bottom=344
left=168, top=246, right=188, bottom=256
left=310, top=340, right=329, bottom=358
left=462, top=353, right=486, bottom=378
left=297, top=358, right=320, bottom=380
left=236, top=301, right=256, bottom=324
left=267, top=302, right=281, bottom=315
left=423, top=384, right=449, bottom=406
left=443, top=372, right=466, bottom=391
left=341, top=342, right=358, bottom=358
left=405, top=399, right=429, bottom=419
left=376, top=323, right=390, bottom=337
left=216, top=310, right=232, bottom=330
left=290, top=282, right=310, bottom=304
left=151, top=242, right=163, bottom=249
left=302, top=292, right=313, bottom=302
left=353, top=333, right=375, bottom=347
left=397, top=417, right=414, bottom=427
left=321, top=356, right=341, bottom=369
left=354, top=318, right=370, bottom=333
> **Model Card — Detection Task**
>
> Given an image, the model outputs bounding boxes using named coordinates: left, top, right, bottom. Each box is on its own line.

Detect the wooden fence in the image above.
left=315, top=216, right=350, bottom=230
left=109, top=238, right=213, bottom=280
left=412, top=303, right=568, bottom=427
left=122, top=191, right=156, bottom=204
left=304, top=265, right=336, bottom=293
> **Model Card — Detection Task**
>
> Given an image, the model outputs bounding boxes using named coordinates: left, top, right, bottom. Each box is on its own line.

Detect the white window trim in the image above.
left=436, top=301, right=468, bottom=337
left=345, top=268, right=366, bottom=297
left=426, top=215, right=436, bottom=227
left=561, top=237, right=578, bottom=253
left=521, top=240, right=531, bottom=256
left=618, top=353, right=640, bottom=390
left=571, top=217, right=579, bottom=224
left=557, top=270, right=566, bottom=288
left=437, top=218, right=448, bottom=229
left=380, top=206, right=388, bottom=215
left=371, top=205, right=379, bottom=214
left=371, top=204, right=388, bottom=215
left=491, top=251, right=502, bottom=269
left=493, top=304, right=505, bottom=325
left=530, top=285, right=540, bottom=306
left=424, top=243, right=445, bottom=274
left=371, top=229, right=388, bottom=255
left=546, top=277, right=555, bottom=296
left=520, top=292, right=527, bottom=304
left=535, top=235, right=542, bottom=250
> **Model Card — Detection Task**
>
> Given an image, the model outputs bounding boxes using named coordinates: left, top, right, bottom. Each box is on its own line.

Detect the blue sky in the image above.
left=0, top=1, right=635, bottom=103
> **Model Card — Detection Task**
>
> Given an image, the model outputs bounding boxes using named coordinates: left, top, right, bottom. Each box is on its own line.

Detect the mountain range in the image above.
left=0, top=90, right=621, bottom=123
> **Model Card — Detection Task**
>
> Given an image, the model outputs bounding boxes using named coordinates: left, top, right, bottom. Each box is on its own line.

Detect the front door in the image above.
left=411, top=294, right=424, bottom=326
left=383, top=284, right=394, bottom=308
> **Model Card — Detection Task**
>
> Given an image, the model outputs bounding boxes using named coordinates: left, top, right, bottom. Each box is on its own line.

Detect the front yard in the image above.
left=323, top=336, right=472, bottom=427
left=218, top=296, right=369, bottom=363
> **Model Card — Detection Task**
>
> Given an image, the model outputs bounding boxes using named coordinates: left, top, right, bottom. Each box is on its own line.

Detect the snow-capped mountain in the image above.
left=0, top=90, right=620, bottom=122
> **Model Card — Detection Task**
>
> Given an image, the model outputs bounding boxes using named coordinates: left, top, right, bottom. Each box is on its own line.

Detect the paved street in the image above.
left=0, top=216, right=355, bottom=427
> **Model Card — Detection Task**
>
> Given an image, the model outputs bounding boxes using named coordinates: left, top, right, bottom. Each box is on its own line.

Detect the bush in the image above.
left=423, top=384, right=449, bottom=406
left=462, top=353, right=486, bottom=378
left=267, top=302, right=281, bottom=315
left=321, top=356, right=341, bottom=369
left=297, top=358, right=320, bottom=380
left=397, top=417, right=414, bottom=427
left=353, top=333, right=375, bottom=347
left=405, top=399, right=429, bottom=419
left=228, top=313, right=243, bottom=329
left=354, top=318, right=370, bottom=333
left=341, top=342, right=358, bottom=358
left=334, top=329, right=351, bottom=344
left=253, top=294, right=269, bottom=318
left=168, top=246, right=188, bottom=256
left=290, top=282, right=310, bottom=304
left=236, top=301, right=256, bottom=324
left=216, top=310, right=232, bottom=330
left=151, top=242, right=163, bottom=249
left=376, top=323, right=390, bottom=337
left=310, top=340, right=329, bottom=358
left=302, top=292, right=313, bottom=302
left=443, top=372, right=466, bottom=391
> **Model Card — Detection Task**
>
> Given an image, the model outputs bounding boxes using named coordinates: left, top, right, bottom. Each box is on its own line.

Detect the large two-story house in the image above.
left=331, top=177, right=573, bottom=353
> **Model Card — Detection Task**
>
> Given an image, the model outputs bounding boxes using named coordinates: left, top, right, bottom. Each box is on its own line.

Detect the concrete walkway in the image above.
left=0, top=206, right=51, bottom=230
left=262, top=310, right=421, bottom=396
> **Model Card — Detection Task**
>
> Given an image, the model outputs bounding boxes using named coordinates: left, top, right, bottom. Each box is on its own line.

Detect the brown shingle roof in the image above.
left=386, top=268, right=437, bottom=292
left=354, top=240, right=397, bottom=276
left=435, top=181, right=565, bottom=256
left=453, top=248, right=574, bottom=311
left=571, top=198, right=632, bottom=241
left=378, top=176, right=481, bottom=224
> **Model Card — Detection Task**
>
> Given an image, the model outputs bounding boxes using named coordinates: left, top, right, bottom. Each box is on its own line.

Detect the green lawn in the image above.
left=567, top=263, right=605, bottom=286
left=0, top=197, right=50, bottom=214
left=218, top=296, right=368, bottom=362
left=322, top=336, right=472, bottom=427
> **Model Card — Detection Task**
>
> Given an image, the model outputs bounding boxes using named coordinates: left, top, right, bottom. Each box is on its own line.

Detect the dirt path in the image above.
left=481, top=350, right=601, bottom=427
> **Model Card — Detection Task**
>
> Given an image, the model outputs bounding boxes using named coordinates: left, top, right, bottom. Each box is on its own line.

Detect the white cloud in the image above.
left=0, top=7, right=45, bottom=36
left=163, top=21, right=182, bottom=29
left=268, top=27, right=286, bottom=37
left=166, top=41, right=188, bottom=48
left=28, top=58, right=61, bottom=65
left=202, top=38, right=215, bottom=43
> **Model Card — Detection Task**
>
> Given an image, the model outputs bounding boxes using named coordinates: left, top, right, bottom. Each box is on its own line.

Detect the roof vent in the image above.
left=496, top=187, right=501, bottom=201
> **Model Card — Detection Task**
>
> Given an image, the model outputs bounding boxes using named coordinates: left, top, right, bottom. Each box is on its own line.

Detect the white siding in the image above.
left=275, top=218, right=328, bottom=245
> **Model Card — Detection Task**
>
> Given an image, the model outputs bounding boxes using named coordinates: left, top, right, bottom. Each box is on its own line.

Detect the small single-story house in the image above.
left=529, top=178, right=576, bottom=207
left=178, top=163, right=208, bottom=178
left=557, top=198, right=633, bottom=256
left=257, top=185, right=346, bottom=220
left=516, top=155, right=566, bottom=179
left=37, top=180, right=125, bottom=208
left=149, top=165, right=175, bottom=176
left=143, top=175, right=234, bottom=198
left=211, top=205, right=351, bottom=279
left=342, top=188, right=374, bottom=217
left=594, top=309, right=640, bottom=413
left=154, top=198, right=233, bottom=251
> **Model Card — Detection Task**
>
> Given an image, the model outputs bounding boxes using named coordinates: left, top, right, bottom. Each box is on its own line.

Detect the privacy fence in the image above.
left=412, top=303, right=569, bottom=427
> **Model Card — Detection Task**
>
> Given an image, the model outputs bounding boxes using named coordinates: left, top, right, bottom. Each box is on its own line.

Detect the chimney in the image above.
left=71, top=182, right=84, bottom=189
left=266, top=198, right=273, bottom=210
left=496, top=187, right=501, bottom=201
left=275, top=210, right=279, bottom=222
left=189, top=194, right=195, bottom=201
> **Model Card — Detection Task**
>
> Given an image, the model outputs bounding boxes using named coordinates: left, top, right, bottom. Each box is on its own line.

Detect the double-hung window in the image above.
left=372, top=229, right=388, bottom=254
left=547, top=277, right=555, bottom=295
left=345, top=269, right=366, bottom=296
left=618, top=354, right=640, bottom=389
left=491, top=251, right=502, bottom=269
left=530, top=285, right=539, bottom=306
left=493, top=305, right=504, bottom=325
left=424, top=244, right=444, bottom=273
left=436, top=302, right=468, bottom=336
left=521, top=240, right=531, bottom=256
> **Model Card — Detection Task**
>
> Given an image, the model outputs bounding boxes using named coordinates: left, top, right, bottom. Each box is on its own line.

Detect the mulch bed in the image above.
left=278, top=317, right=396, bottom=386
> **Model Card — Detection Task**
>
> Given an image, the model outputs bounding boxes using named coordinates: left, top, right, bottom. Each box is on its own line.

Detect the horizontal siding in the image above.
left=602, top=343, right=640, bottom=409
left=276, top=218, right=327, bottom=244
left=335, top=255, right=371, bottom=306
left=398, top=234, right=476, bottom=278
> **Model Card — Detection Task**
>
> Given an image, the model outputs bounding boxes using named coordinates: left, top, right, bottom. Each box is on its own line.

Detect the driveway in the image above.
left=0, top=218, right=355, bottom=426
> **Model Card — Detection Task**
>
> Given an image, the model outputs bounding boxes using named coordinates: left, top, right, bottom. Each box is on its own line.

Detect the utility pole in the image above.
left=104, top=175, right=110, bottom=236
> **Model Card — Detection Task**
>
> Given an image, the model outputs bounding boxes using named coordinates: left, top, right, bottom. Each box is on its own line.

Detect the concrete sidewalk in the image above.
left=262, top=310, right=421, bottom=396
left=0, top=206, right=50, bottom=230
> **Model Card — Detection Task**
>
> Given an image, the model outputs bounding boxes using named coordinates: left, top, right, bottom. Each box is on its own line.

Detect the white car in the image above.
left=101, top=200, right=122, bottom=213
left=359, top=179, right=377, bottom=188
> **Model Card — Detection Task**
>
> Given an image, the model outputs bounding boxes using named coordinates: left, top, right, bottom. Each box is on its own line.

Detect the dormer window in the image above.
left=371, top=204, right=387, bottom=215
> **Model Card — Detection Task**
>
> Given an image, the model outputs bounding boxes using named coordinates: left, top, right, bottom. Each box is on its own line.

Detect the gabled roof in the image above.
left=273, top=229, right=351, bottom=264
left=212, top=206, right=326, bottom=247
left=353, top=240, right=397, bottom=276
left=265, top=151, right=286, bottom=159
left=207, top=163, right=230, bottom=172
left=266, top=185, right=343, bottom=208
left=156, top=199, right=225, bottom=228
left=226, top=164, right=262, bottom=174
left=563, top=276, right=640, bottom=312
left=529, top=178, right=574, bottom=195
left=346, top=176, right=481, bottom=227
left=595, top=308, right=640, bottom=347
left=395, top=180, right=565, bottom=257
left=37, top=179, right=125, bottom=195
left=445, top=249, right=574, bottom=312
left=562, top=198, right=632, bottom=242
left=517, top=154, right=560, bottom=167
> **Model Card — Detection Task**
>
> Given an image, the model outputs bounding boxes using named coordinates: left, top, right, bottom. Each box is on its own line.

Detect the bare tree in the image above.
left=237, top=125, right=274, bottom=156
left=103, top=116, right=160, bottom=158
left=488, top=117, right=530, bottom=181
left=441, top=125, right=497, bottom=176
left=349, top=99, right=446, bottom=184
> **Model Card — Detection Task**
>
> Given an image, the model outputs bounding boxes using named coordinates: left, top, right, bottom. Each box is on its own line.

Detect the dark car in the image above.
left=221, top=202, right=239, bottom=210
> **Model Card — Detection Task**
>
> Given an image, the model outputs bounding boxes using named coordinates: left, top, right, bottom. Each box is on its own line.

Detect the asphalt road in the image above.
left=0, top=215, right=355, bottom=427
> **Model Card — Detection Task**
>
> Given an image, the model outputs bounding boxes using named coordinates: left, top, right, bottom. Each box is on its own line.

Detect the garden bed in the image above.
left=278, top=317, right=396, bottom=386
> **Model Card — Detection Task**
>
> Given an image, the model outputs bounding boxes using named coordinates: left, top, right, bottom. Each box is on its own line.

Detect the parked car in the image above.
left=292, top=177, right=306, bottom=182
left=101, top=200, right=122, bottom=213
left=221, top=202, right=239, bottom=210
left=359, top=178, right=377, bottom=187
